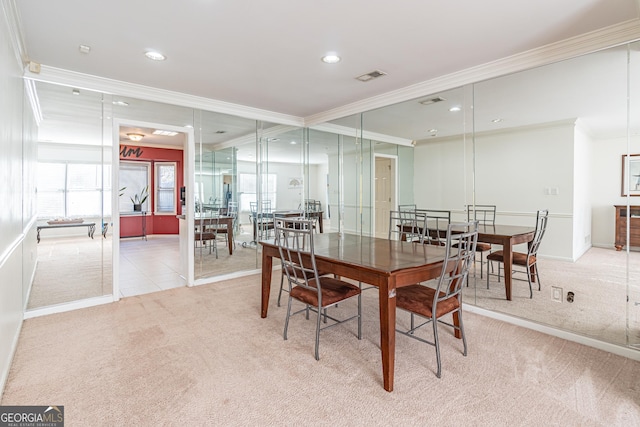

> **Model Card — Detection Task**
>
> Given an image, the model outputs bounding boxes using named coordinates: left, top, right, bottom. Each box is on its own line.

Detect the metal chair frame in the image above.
left=396, top=221, right=478, bottom=378
left=389, top=209, right=427, bottom=242
left=466, top=204, right=496, bottom=278
left=276, top=219, right=362, bottom=360
left=416, top=209, right=451, bottom=246
left=486, top=209, right=549, bottom=298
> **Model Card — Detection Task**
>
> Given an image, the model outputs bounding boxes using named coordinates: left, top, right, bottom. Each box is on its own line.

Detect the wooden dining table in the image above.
left=260, top=233, right=453, bottom=392
left=195, top=215, right=235, bottom=254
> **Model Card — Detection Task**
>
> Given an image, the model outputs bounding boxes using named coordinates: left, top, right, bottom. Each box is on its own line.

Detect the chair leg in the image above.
left=457, top=309, right=468, bottom=357
left=277, top=272, right=285, bottom=307
left=314, top=304, right=322, bottom=361
left=526, top=264, right=533, bottom=299
left=357, top=284, right=362, bottom=340
left=283, top=297, right=293, bottom=340
left=433, top=317, right=442, bottom=378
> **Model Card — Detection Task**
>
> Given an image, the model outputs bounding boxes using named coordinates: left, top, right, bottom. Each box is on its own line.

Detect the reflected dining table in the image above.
left=476, top=224, right=536, bottom=300
left=402, top=221, right=536, bottom=301
left=260, top=233, right=452, bottom=392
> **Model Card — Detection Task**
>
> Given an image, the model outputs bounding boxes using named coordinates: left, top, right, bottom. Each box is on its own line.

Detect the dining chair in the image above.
left=465, top=204, right=496, bottom=278
left=276, top=219, right=362, bottom=360
left=486, top=209, right=549, bottom=298
left=275, top=216, right=331, bottom=306
left=396, top=221, right=478, bottom=378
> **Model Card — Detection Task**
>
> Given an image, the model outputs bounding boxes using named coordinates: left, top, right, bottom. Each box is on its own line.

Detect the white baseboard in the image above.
left=23, top=295, right=114, bottom=319
left=464, top=304, right=640, bottom=361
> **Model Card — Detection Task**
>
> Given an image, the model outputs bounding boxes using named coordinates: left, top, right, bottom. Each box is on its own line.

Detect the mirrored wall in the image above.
left=26, top=40, right=640, bottom=353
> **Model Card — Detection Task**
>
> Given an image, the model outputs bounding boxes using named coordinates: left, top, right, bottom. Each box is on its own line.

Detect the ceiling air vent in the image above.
left=419, top=96, right=446, bottom=105
left=355, top=70, right=387, bottom=82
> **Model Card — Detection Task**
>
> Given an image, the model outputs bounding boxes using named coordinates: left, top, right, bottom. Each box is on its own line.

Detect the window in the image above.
left=238, top=173, right=277, bottom=211
left=119, top=161, right=150, bottom=213
left=37, top=162, right=111, bottom=219
left=155, top=162, right=177, bottom=215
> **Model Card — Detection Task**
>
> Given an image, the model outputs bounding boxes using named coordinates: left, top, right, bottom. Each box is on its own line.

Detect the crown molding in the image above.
left=304, top=19, right=640, bottom=127
left=2, top=0, right=27, bottom=69
left=310, top=123, right=413, bottom=146
left=23, top=65, right=305, bottom=127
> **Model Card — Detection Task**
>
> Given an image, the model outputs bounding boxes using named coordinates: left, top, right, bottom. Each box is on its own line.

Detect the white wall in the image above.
left=0, top=6, right=37, bottom=396
left=414, top=121, right=576, bottom=260
left=589, top=134, right=640, bottom=248
left=573, top=123, right=593, bottom=258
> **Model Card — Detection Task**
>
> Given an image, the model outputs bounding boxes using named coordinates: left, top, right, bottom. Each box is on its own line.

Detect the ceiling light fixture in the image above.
left=449, top=106, right=461, bottom=112
left=127, top=133, right=144, bottom=142
left=145, top=51, right=166, bottom=61
left=112, top=100, right=129, bottom=106
left=78, top=44, right=91, bottom=54
left=321, top=54, right=341, bottom=64
left=491, top=118, right=503, bottom=123
left=290, top=141, right=297, bottom=145
left=72, top=89, right=80, bottom=95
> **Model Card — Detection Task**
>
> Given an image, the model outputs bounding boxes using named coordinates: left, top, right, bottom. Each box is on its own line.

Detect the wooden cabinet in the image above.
left=614, top=205, right=640, bottom=250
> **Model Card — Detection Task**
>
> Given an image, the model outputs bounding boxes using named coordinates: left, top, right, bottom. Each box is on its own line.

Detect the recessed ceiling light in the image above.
left=79, top=44, right=91, bottom=54
left=145, top=51, right=166, bottom=61
left=449, top=106, right=461, bottom=112
left=153, top=129, right=178, bottom=136
left=184, top=125, right=193, bottom=129
left=290, top=141, right=297, bottom=145
left=491, top=118, right=503, bottom=123
left=321, top=54, right=341, bottom=64
left=112, top=100, right=129, bottom=106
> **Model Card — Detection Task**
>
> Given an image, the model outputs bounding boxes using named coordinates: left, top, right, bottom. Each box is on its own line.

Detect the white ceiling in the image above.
left=15, top=0, right=640, bottom=119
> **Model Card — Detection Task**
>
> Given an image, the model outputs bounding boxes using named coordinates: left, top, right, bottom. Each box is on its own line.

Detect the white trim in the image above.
left=0, top=307, right=23, bottom=399
left=1, top=0, right=27, bottom=69
left=193, top=268, right=262, bottom=286
left=464, top=304, right=640, bottom=361
left=24, top=295, right=114, bottom=319
left=373, top=153, right=398, bottom=238
left=23, top=65, right=305, bottom=127
left=304, top=19, right=640, bottom=126
left=310, top=123, right=414, bottom=146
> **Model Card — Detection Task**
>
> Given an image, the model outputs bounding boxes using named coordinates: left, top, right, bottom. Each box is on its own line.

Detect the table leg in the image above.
left=227, top=221, right=234, bottom=255
left=318, top=214, right=323, bottom=233
left=503, top=239, right=513, bottom=301
left=378, top=278, right=396, bottom=392
left=89, top=224, right=95, bottom=239
left=261, top=250, right=273, bottom=318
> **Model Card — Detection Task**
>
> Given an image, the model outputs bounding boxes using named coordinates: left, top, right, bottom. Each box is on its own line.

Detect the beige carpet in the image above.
left=4, top=273, right=640, bottom=426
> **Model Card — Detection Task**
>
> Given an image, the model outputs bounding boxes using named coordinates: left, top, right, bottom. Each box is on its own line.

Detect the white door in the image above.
left=374, top=157, right=394, bottom=238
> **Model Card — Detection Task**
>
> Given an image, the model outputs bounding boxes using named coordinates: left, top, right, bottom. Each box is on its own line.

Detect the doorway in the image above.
left=115, top=122, right=188, bottom=298
left=374, top=155, right=397, bottom=238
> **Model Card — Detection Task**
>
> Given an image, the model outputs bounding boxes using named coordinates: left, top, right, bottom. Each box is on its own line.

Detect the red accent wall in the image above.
left=119, top=144, right=184, bottom=237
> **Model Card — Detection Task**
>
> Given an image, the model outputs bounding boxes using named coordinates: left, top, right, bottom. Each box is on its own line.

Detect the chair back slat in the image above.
left=388, top=210, right=426, bottom=242
left=417, top=209, right=451, bottom=246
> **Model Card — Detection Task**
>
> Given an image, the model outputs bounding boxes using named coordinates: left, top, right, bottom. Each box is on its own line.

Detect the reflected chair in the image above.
left=194, top=216, right=222, bottom=259
left=217, top=201, right=238, bottom=250
left=250, top=200, right=275, bottom=240
left=396, top=221, right=478, bottom=378
left=389, top=209, right=426, bottom=242
left=486, top=209, right=549, bottom=298
left=417, top=209, right=451, bottom=246
left=464, top=204, right=496, bottom=278
left=276, top=219, right=362, bottom=360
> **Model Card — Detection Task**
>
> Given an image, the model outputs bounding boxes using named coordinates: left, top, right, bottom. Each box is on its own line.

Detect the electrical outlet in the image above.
left=552, top=286, right=562, bottom=302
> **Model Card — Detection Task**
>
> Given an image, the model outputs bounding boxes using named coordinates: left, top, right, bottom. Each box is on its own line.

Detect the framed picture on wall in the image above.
left=622, top=154, right=640, bottom=196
